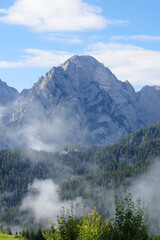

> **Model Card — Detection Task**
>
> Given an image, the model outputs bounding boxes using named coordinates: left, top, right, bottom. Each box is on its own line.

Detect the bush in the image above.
left=78, top=206, right=111, bottom=240
left=43, top=204, right=80, bottom=240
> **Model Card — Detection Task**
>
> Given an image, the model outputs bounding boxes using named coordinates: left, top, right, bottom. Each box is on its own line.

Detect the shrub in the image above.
left=112, top=191, right=149, bottom=240
left=78, top=206, right=111, bottom=240
left=43, top=204, right=80, bottom=240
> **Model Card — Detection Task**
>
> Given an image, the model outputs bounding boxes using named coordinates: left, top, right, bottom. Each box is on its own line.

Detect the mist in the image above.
left=20, top=179, right=83, bottom=226
left=129, top=159, right=160, bottom=233
left=0, top=96, right=88, bottom=152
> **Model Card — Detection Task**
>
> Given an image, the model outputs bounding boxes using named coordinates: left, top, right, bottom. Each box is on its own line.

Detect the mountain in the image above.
left=1, top=55, right=160, bottom=149
left=0, top=79, right=19, bottom=105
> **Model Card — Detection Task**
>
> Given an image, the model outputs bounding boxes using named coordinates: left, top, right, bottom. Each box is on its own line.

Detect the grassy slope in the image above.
left=0, top=232, right=25, bottom=240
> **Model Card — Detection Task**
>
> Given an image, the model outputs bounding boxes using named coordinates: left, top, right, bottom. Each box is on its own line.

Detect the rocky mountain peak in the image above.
left=28, top=55, right=119, bottom=103
left=60, top=55, right=118, bottom=87
left=61, top=55, right=101, bottom=71
left=32, top=55, right=124, bottom=103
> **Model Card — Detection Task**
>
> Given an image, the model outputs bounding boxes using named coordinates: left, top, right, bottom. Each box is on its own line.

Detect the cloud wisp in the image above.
left=0, top=49, right=72, bottom=69
left=112, top=35, right=160, bottom=42
left=44, top=33, right=83, bottom=44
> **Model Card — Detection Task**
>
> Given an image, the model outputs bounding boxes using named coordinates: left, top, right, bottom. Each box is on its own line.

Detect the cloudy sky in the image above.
left=0, top=0, right=160, bottom=91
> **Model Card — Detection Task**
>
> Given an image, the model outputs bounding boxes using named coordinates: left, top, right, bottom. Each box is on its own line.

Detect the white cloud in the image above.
left=112, top=35, right=160, bottom=42
left=0, top=0, right=107, bottom=32
left=0, top=49, right=72, bottom=68
left=87, top=42, right=160, bottom=86
left=0, top=61, right=22, bottom=68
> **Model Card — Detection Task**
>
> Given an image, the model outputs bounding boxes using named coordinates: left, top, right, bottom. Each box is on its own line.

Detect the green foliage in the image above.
left=78, top=207, right=111, bottom=240
left=43, top=224, right=56, bottom=240
left=0, top=232, right=25, bottom=240
left=6, top=227, right=12, bottom=235
left=21, top=227, right=45, bottom=240
left=0, top=225, right=5, bottom=234
left=112, top=191, right=149, bottom=240
left=43, top=204, right=80, bottom=240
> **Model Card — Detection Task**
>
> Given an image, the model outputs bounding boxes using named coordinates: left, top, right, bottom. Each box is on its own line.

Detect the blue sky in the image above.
left=0, top=0, right=160, bottom=92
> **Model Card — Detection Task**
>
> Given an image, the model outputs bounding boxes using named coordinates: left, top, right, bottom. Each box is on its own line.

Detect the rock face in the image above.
left=1, top=55, right=160, bottom=150
left=0, top=79, right=19, bottom=105
left=137, top=85, right=160, bottom=126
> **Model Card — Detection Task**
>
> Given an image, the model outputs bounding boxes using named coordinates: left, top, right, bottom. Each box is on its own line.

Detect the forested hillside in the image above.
left=0, top=121, right=160, bottom=228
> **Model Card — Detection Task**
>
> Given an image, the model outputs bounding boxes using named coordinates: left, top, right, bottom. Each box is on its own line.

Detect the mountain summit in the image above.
left=1, top=55, right=160, bottom=150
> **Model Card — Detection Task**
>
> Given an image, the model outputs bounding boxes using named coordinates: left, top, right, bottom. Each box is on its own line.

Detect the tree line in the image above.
left=1, top=192, right=160, bottom=240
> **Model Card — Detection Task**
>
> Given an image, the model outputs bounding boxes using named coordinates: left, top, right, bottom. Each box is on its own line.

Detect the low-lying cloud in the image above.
left=20, top=179, right=83, bottom=225
left=129, top=160, right=160, bottom=233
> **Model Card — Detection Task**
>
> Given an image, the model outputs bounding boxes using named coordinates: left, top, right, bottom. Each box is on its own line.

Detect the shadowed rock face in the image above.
left=137, top=85, right=160, bottom=126
left=0, top=55, right=160, bottom=150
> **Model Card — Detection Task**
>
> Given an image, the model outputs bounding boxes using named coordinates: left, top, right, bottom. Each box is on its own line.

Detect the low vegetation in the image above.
left=0, top=232, right=25, bottom=240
